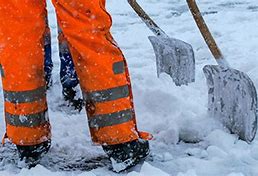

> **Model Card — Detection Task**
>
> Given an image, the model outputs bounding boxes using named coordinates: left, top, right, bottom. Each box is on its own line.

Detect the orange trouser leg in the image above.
left=0, top=1, right=51, bottom=145
left=52, top=0, right=151, bottom=145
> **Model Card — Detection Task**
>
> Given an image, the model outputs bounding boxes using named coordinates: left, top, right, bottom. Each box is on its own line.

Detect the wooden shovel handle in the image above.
left=128, top=0, right=167, bottom=37
left=187, top=0, right=223, bottom=60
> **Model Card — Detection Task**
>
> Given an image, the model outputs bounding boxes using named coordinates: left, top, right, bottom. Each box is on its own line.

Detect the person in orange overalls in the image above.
left=0, top=0, right=151, bottom=172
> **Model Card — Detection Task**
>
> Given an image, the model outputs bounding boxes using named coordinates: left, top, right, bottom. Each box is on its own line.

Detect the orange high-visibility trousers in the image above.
left=0, top=0, right=151, bottom=146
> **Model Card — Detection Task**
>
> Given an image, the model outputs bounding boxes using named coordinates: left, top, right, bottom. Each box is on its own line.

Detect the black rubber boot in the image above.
left=62, top=87, right=83, bottom=111
left=102, top=139, right=150, bottom=172
left=16, top=140, right=51, bottom=168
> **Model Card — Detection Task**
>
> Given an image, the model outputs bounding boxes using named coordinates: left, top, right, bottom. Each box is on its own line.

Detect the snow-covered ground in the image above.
left=1, top=0, right=258, bottom=175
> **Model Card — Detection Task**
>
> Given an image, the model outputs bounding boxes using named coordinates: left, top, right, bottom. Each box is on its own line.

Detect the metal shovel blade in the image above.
left=203, top=65, right=258, bottom=143
left=148, top=36, right=195, bottom=86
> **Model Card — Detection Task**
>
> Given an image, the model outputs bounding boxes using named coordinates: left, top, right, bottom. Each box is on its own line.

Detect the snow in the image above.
left=1, top=0, right=258, bottom=175
left=127, top=162, right=169, bottom=176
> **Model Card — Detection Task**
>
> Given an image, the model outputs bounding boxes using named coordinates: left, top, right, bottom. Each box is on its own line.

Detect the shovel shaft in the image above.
left=128, top=0, right=168, bottom=37
left=187, top=0, right=227, bottom=65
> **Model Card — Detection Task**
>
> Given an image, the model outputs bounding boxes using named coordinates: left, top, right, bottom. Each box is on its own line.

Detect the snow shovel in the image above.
left=128, top=0, right=195, bottom=86
left=187, top=0, right=258, bottom=143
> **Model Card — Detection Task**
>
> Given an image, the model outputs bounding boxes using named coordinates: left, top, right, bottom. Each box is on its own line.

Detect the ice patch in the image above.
left=110, top=157, right=132, bottom=173
left=206, top=146, right=228, bottom=159
left=177, top=169, right=198, bottom=176
left=226, top=173, right=245, bottom=176
left=19, top=165, right=63, bottom=176
left=127, top=162, right=169, bottom=176
left=78, top=172, right=97, bottom=176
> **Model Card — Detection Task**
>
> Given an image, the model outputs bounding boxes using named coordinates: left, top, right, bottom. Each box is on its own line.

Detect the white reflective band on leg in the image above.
left=4, top=86, right=46, bottom=104
left=84, top=85, right=129, bottom=103
left=5, top=110, right=49, bottom=127
left=89, top=109, right=133, bottom=128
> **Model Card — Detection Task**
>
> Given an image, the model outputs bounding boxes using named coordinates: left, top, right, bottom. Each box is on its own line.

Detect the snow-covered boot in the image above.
left=102, top=139, right=150, bottom=172
left=16, top=140, right=51, bottom=168
left=62, top=87, right=84, bottom=111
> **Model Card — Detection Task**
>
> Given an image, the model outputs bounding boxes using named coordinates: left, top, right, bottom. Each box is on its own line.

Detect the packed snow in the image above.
left=1, top=0, right=258, bottom=175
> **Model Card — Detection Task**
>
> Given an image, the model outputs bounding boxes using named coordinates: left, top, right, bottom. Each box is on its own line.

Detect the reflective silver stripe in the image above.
left=0, top=64, right=4, bottom=77
left=113, top=61, right=125, bottom=74
left=84, top=85, right=129, bottom=103
left=4, top=86, right=46, bottom=104
left=5, top=110, right=49, bottom=127
left=89, top=109, right=133, bottom=128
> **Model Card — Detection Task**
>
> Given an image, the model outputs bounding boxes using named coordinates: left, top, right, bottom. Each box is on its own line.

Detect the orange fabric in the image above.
left=5, top=99, right=47, bottom=116
left=91, top=98, right=132, bottom=116
left=90, top=121, right=139, bottom=145
left=139, top=131, right=153, bottom=141
left=52, top=0, right=147, bottom=144
left=6, top=123, right=51, bottom=146
left=0, top=1, right=46, bottom=91
left=0, top=0, right=151, bottom=146
left=52, top=0, right=128, bottom=92
left=0, top=0, right=51, bottom=145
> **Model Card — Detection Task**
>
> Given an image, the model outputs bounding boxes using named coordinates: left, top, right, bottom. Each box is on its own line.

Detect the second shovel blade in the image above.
left=203, top=65, right=258, bottom=143
left=149, top=36, right=195, bottom=86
